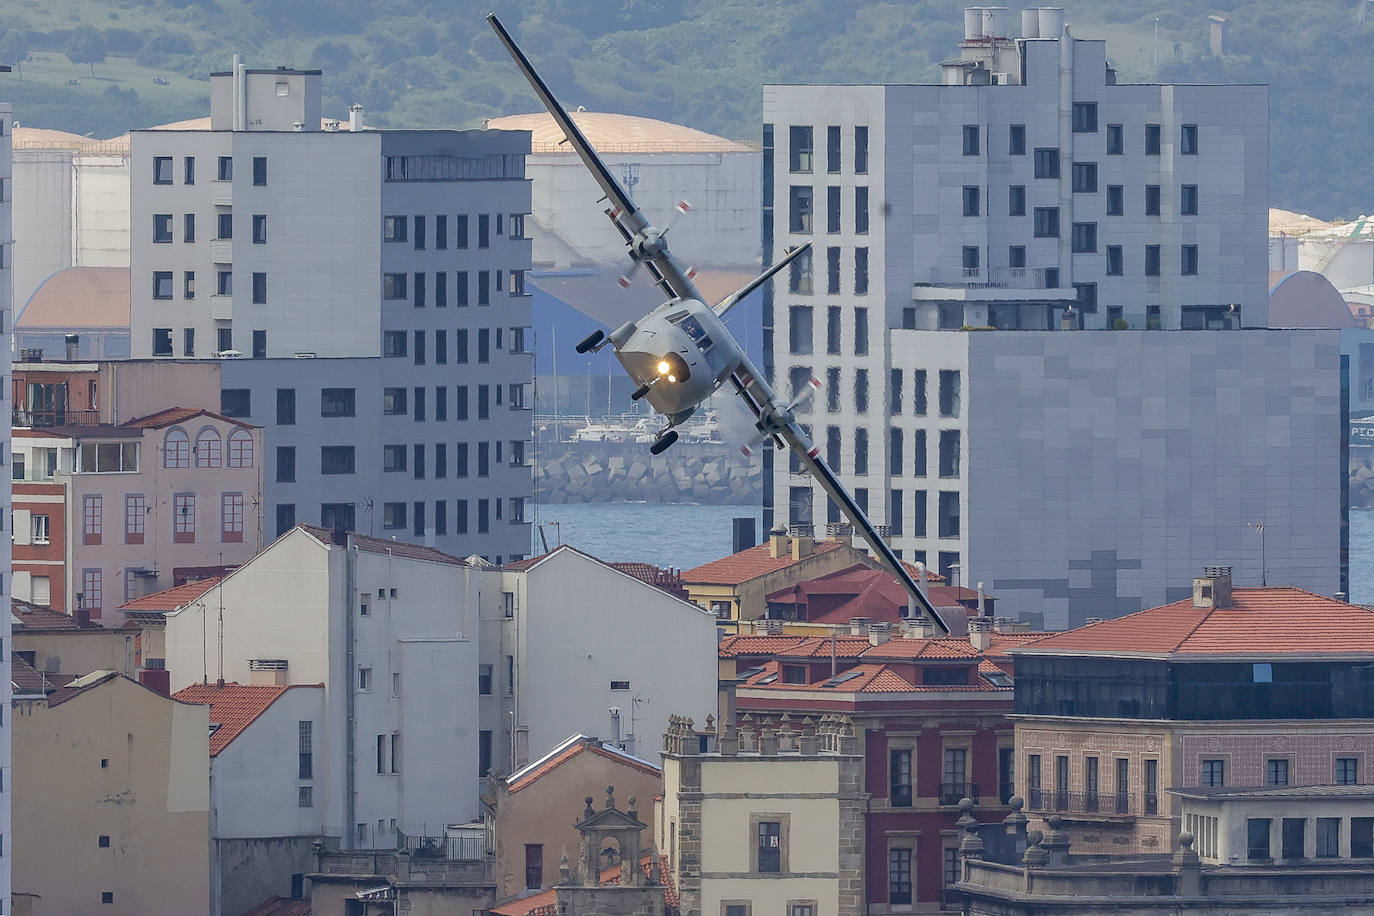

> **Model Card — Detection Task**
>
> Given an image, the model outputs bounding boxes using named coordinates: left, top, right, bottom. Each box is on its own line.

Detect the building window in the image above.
left=252, top=214, right=267, bottom=243
left=1281, top=817, right=1304, bottom=859
left=942, top=746, right=968, bottom=804
left=227, top=429, right=254, bottom=467
left=1181, top=184, right=1199, bottom=216
left=125, top=495, right=146, bottom=544
left=789, top=125, right=813, bottom=172
left=321, top=388, right=356, bottom=417
left=1009, top=245, right=1026, bottom=269
left=962, top=185, right=980, bottom=217
left=383, top=445, right=407, bottom=473
left=298, top=786, right=312, bottom=808
left=1106, top=124, right=1124, bottom=154
left=154, top=213, right=173, bottom=243
left=999, top=747, right=1015, bottom=804
left=164, top=428, right=191, bottom=467
left=222, top=493, right=244, bottom=542
left=83, top=494, right=103, bottom=545
left=217, top=270, right=232, bottom=296
left=855, top=247, right=868, bottom=295
left=854, top=125, right=868, bottom=173
left=1317, top=818, right=1341, bottom=858
left=1180, top=123, right=1198, bottom=155
left=938, top=370, right=960, bottom=417
left=153, top=156, right=173, bottom=184
left=1247, top=818, right=1271, bottom=860
left=193, top=428, right=221, bottom=468
left=826, top=247, right=840, bottom=294
left=1071, top=162, right=1097, bottom=193
left=525, top=844, right=544, bottom=890
left=1072, top=102, right=1097, bottom=133
left=790, top=247, right=813, bottom=294
left=277, top=446, right=296, bottom=483
left=1267, top=758, right=1290, bottom=786
left=383, top=388, right=408, bottom=415
left=962, top=124, right=979, bottom=156
left=1181, top=244, right=1199, bottom=275
left=756, top=820, right=782, bottom=873
left=855, top=186, right=869, bottom=233
left=888, top=847, right=912, bottom=905
left=938, top=429, right=960, bottom=477
left=1033, top=207, right=1059, bottom=238
left=153, top=271, right=173, bottom=300
left=789, top=186, right=814, bottom=233
left=1337, top=757, right=1359, bottom=785
left=478, top=664, right=493, bottom=695
left=1145, top=185, right=1161, bottom=215
left=1106, top=245, right=1123, bottom=276
left=1028, top=753, right=1042, bottom=808
left=1145, top=245, right=1161, bottom=277
left=1106, top=184, right=1124, bottom=215
left=1009, top=124, right=1025, bottom=155
left=1008, top=185, right=1025, bottom=216
left=938, top=491, right=959, bottom=538
left=1353, top=818, right=1374, bottom=857
left=1145, top=123, right=1161, bottom=155
left=890, top=749, right=912, bottom=807
left=174, top=494, right=195, bottom=543
left=1201, top=758, right=1225, bottom=786
left=383, top=502, right=406, bottom=530
left=383, top=215, right=407, bottom=242
left=1071, top=222, right=1097, bottom=253
left=827, top=186, right=841, bottom=233
left=383, top=273, right=407, bottom=300
left=383, top=331, right=407, bottom=357
left=1033, top=148, right=1059, bottom=179
left=299, top=721, right=313, bottom=779
left=789, top=306, right=813, bottom=355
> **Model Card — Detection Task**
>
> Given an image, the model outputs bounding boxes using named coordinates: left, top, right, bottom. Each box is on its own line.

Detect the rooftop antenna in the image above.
left=1248, top=519, right=1267, bottom=586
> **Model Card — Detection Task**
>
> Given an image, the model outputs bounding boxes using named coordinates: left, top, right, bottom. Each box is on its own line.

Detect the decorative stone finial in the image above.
left=605, top=785, right=616, bottom=810
left=559, top=848, right=570, bottom=884
left=584, top=795, right=595, bottom=818
left=1178, top=832, right=1195, bottom=850
left=1022, top=829, right=1048, bottom=867
left=627, top=796, right=638, bottom=819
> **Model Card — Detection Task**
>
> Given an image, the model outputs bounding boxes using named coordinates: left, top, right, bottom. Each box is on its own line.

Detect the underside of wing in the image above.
left=778, top=425, right=951, bottom=635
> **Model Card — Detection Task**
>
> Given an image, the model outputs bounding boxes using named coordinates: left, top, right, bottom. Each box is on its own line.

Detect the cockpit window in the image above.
left=665, top=309, right=690, bottom=323
left=677, top=313, right=708, bottom=343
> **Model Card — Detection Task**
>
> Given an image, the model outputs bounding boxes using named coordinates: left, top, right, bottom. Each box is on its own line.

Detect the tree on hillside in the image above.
left=0, top=30, right=30, bottom=79
left=66, top=26, right=106, bottom=79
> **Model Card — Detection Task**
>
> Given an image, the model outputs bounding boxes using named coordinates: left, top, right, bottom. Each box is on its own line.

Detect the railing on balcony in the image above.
left=13, top=407, right=100, bottom=428
left=400, top=832, right=485, bottom=861
left=921, top=266, right=1054, bottom=290
left=1026, top=788, right=1140, bottom=816
left=939, top=782, right=981, bottom=806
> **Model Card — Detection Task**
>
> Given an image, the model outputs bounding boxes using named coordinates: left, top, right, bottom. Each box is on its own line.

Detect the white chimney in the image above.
left=349, top=103, right=364, bottom=132
left=233, top=54, right=247, bottom=132
left=977, top=580, right=986, bottom=617
left=969, top=616, right=991, bottom=651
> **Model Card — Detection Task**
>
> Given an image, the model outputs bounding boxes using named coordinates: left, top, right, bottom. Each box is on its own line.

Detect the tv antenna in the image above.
left=1248, top=519, right=1267, bottom=586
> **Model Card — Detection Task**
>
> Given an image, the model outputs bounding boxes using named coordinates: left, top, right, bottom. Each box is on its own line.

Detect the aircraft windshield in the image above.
left=675, top=313, right=708, bottom=343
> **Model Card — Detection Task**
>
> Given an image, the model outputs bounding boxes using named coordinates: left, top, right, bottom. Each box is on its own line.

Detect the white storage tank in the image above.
left=1022, top=8, right=1040, bottom=38
left=1039, top=6, right=1064, bottom=37
left=964, top=7, right=985, bottom=40
left=982, top=6, right=1008, bottom=39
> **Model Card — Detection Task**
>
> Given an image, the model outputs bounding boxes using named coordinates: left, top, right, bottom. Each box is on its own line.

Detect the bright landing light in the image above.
left=657, top=360, right=671, bottom=375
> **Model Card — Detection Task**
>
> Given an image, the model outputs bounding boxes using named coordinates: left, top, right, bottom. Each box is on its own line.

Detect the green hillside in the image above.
left=0, top=0, right=1367, bottom=218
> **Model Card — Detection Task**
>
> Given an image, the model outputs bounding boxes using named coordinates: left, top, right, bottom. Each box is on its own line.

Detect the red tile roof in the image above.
left=490, top=853, right=675, bottom=916
left=1016, top=587, right=1374, bottom=657
left=720, top=632, right=983, bottom=662
left=506, top=734, right=661, bottom=795
left=173, top=682, right=299, bottom=755
left=11, top=653, right=52, bottom=695
left=11, top=598, right=93, bottom=630
left=683, top=540, right=849, bottom=585
left=296, top=524, right=468, bottom=566
left=117, top=578, right=221, bottom=613
left=982, top=632, right=1054, bottom=656
left=243, top=896, right=312, bottom=916
left=764, top=565, right=972, bottom=626
left=737, top=658, right=1006, bottom=694
left=123, top=406, right=255, bottom=429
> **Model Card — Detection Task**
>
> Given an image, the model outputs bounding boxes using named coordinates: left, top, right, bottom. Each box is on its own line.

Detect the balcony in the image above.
left=921, top=267, right=1056, bottom=289
left=210, top=295, right=233, bottom=321
left=939, top=782, right=981, bottom=806
left=209, top=180, right=232, bottom=207
left=209, top=238, right=233, bottom=263
left=13, top=407, right=99, bottom=428
left=1026, top=788, right=1139, bottom=817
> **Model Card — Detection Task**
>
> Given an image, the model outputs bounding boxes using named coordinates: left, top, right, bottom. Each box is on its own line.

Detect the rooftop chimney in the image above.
left=968, top=616, right=991, bottom=651
left=349, top=103, right=363, bottom=132
left=1193, top=566, right=1233, bottom=609
left=767, top=525, right=788, bottom=559
left=64, top=334, right=79, bottom=361
left=791, top=529, right=815, bottom=561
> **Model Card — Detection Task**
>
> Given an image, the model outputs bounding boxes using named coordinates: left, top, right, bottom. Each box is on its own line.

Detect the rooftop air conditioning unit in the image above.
left=992, top=72, right=1014, bottom=85
left=215, top=349, right=244, bottom=359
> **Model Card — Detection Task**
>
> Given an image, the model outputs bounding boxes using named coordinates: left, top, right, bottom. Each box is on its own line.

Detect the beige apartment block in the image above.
left=12, top=671, right=211, bottom=914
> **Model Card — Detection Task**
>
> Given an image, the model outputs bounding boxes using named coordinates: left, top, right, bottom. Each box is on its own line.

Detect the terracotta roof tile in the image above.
left=11, top=598, right=90, bottom=630
left=123, top=406, right=256, bottom=429
left=506, top=735, right=660, bottom=795
left=1018, top=587, right=1374, bottom=657
left=982, top=632, right=1054, bottom=656
left=243, top=896, right=312, bottom=916
left=118, top=578, right=221, bottom=613
left=11, top=653, right=51, bottom=695
left=173, top=682, right=296, bottom=755
left=490, top=853, right=673, bottom=916
left=683, top=540, right=848, bottom=585
left=718, top=635, right=810, bottom=658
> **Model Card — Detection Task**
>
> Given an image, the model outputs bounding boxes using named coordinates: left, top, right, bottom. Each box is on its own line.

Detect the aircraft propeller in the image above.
left=617, top=200, right=694, bottom=289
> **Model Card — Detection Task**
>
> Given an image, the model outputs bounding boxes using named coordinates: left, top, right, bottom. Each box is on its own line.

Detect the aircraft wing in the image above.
left=730, top=363, right=951, bottom=636
left=487, top=14, right=704, bottom=303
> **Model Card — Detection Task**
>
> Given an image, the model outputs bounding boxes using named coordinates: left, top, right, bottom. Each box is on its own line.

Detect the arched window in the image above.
left=164, top=428, right=190, bottom=468
left=227, top=428, right=254, bottom=468
left=195, top=427, right=222, bottom=468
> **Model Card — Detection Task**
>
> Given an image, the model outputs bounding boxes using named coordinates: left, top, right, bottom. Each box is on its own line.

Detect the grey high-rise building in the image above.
left=129, top=62, right=534, bottom=561
left=763, top=11, right=1341, bottom=628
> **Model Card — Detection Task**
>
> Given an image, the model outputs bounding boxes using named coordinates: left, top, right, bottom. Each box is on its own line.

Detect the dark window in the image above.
left=1282, top=818, right=1305, bottom=859
left=383, top=330, right=407, bottom=357
left=1008, top=185, right=1025, bottom=216
left=938, top=430, right=960, bottom=477
left=435, top=272, right=448, bottom=307
left=1145, top=123, right=1161, bottom=155
left=854, top=368, right=869, bottom=413
left=184, top=213, right=196, bottom=243
left=1074, top=282, right=1097, bottom=313
left=456, top=442, right=469, bottom=477
left=217, top=156, right=233, bottom=181
left=414, top=214, right=426, bottom=250
left=478, top=270, right=490, bottom=304
left=757, top=821, right=781, bottom=872
left=1071, top=162, right=1097, bottom=193
left=321, top=446, right=355, bottom=475
left=1247, top=819, right=1271, bottom=860
left=1072, top=102, right=1097, bottom=133
left=912, top=490, right=927, bottom=536
left=855, top=186, right=869, bottom=233
left=321, top=388, right=355, bottom=417
left=1145, top=245, right=1161, bottom=276
left=889, top=749, right=912, bottom=806
left=789, top=125, right=814, bottom=172
left=1106, top=185, right=1124, bottom=215
left=962, top=124, right=979, bottom=156
left=1009, top=124, right=1026, bottom=155
left=938, top=491, right=959, bottom=538
left=479, top=214, right=491, bottom=248
left=217, top=211, right=233, bottom=239
left=1145, top=185, right=1161, bottom=215
left=1071, top=222, right=1097, bottom=253
left=252, top=273, right=267, bottom=304
left=383, top=502, right=406, bottom=530
left=184, top=327, right=195, bottom=355
left=221, top=389, right=251, bottom=418
left=525, top=844, right=543, bottom=890
left=252, top=214, right=267, bottom=243
left=1317, top=818, right=1341, bottom=858
left=383, top=215, right=407, bottom=241
left=299, top=721, right=313, bottom=779
left=415, top=329, right=426, bottom=365
left=455, top=214, right=469, bottom=249
left=1033, top=207, right=1059, bottom=238
left=252, top=156, right=267, bottom=186
left=1337, top=757, right=1359, bottom=785
left=1267, top=758, right=1290, bottom=786
left=1181, top=244, right=1199, bottom=276
left=1008, top=245, right=1026, bottom=268
left=855, top=308, right=868, bottom=355
left=276, top=388, right=295, bottom=425
left=999, top=747, right=1015, bottom=804
left=383, top=388, right=408, bottom=416
left=791, top=247, right=813, bottom=294
left=276, top=446, right=296, bottom=483
left=826, top=125, right=841, bottom=172
left=153, top=156, right=173, bottom=184
left=962, top=185, right=980, bottom=217
left=1353, top=818, right=1374, bottom=857
left=217, top=270, right=232, bottom=296
left=1181, top=184, right=1199, bottom=215
left=153, top=271, right=173, bottom=300
left=1181, top=123, right=1198, bottom=155
left=435, top=214, right=447, bottom=249
left=383, top=273, right=407, bottom=300
left=1106, top=246, right=1123, bottom=276
left=153, top=213, right=173, bottom=243
left=888, top=848, right=912, bottom=905
left=826, top=247, right=840, bottom=295
left=1201, top=759, right=1225, bottom=786
left=827, top=186, right=841, bottom=233
left=854, top=126, right=868, bottom=173
left=1106, top=124, right=1124, bottom=155
left=855, top=247, right=868, bottom=295
left=414, top=272, right=426, bottom=308
left=962, top=246, right=979, bottom=270
left=788, top=306, right=813, bottom=355
left=1034, top=148, right=1059, bottom=179
left=789, top=186, right=814, bottom=233
left=854, top=428, right=869, bottom=475
left=435, top=441, right=447, bottom=476
left=320, top=503, right=354, bottom=532
left=184, top=156, right=195, bottom=184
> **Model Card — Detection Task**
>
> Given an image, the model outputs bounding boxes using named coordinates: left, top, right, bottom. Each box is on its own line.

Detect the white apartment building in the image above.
left=161, top=525, right=486, bottom=850
left=128, top=62, right=534, bottom=563
left=0, top=89, right=15, bottom=913
left=481, top=545, right=717, bottom=784
left=761, top=11, right=1337, bottom=629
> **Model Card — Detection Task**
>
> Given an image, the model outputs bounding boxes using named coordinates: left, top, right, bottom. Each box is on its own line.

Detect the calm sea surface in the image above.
left=532, top=502, right=1374, bottom=602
